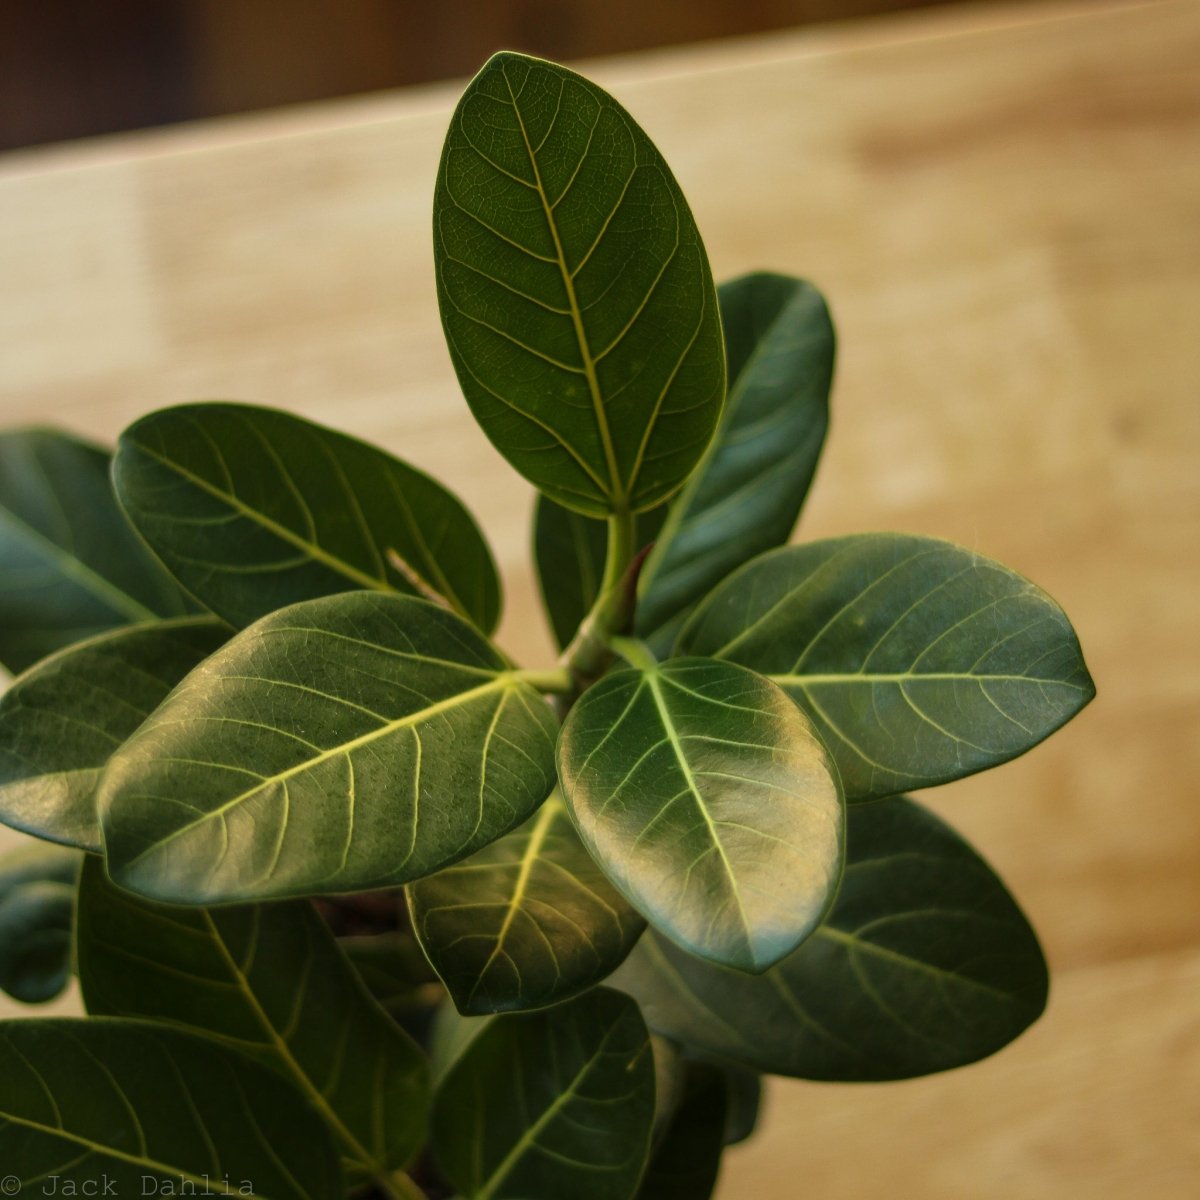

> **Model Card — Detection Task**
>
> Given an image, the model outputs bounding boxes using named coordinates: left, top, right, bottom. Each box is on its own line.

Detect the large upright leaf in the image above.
left=558, top=658, right=843, bottom=972
left=0, top=1018, right=342, bottom=1198
left=114, top=402, right=501, bottom=631
left=76, top=859, right=429, bottom=1183
left=435, top=51, right=725, bottom=517
left=636, top=273, right=834, bottom=652
left=532, top=273, right=832, bottom=651
left=679, top=534, right=1095, bottom=801
left=0, top=844, right=80, bottom=1003
left=0, top=429, right=188, bottom=673
left=431, top=987, right=655, bottom=1200
left=0, top=618, right=227, bottom=851
left=99, top=593, right=558, bottom=904
left=408, top=788, right=644, bottom=1014
left=612, top=795, right=1049, bottom=1081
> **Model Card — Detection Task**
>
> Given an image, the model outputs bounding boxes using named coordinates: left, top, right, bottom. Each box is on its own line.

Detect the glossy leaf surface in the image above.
left=114, top=402, right=501, bottom=631
left=0, top=1018, right=342, bottom=1198
left=558, top=658, right=843, bottom=972
left=636, top=1062, right=728, bottom=1200
left=0, top=618, right=227, bottom=851
left=76, top=859, right=429, bottom=1180
left=435, top=52, right=725, bottom=517
left=0, top=844, right=79, bottom=1003
left=100, top=593, right=558, bottom=904
left=0, top=429, right=188, bottom=673
left=612, top=796, right=1049, bottom=1081
left=680, top=534, right=1095, bottom=801
left=636, top=273, right=834, bottom=652
left=431, top=987, right=654, bottom=1200
left=409, top=789, right=644, bottom=1014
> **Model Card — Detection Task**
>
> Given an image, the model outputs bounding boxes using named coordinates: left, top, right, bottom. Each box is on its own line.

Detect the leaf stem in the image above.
left=512, top=667, right=575, bottom=694
left=610, top=636, right=657, bottom=672
left=381, top=1171, right=427, bottom=1200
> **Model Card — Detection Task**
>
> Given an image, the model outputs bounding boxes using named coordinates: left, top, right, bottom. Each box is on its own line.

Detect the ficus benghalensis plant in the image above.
left=0, top=51, right=1093, bottom=1200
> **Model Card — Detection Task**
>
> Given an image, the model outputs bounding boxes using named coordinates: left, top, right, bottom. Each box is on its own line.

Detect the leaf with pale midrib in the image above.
left=114, top=402, right=501, bottom=632
left=431, top=988, right=655, bottom=1200
left=532, top=272, right=832, bottom=652
left=99, top=593, right=558, bottom=905
left=678, top=534, right=1095, bottom=801
left=436, top=52, right=725, bottom=517
left=76, top=858, right=428, bottom=1184
left=408, top=789, right=644, bottom=1015
left=611, top=795, right=1049, bottom=1081
left=558, top=658, right=844, bottom=973
left=0, top=429, right=190, bottom=673
left=0, top=1018, right=342, bottom=1197
left=0, top=618, right=227, bottom=851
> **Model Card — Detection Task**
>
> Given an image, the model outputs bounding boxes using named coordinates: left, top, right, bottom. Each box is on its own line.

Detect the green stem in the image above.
left=563, top=509, right=639, bottom=692
left=512, top=666, right=574, bottom=694
left=382, top=1171, right=426, bottom=1200
left=609, top=636, right=657, bottom=672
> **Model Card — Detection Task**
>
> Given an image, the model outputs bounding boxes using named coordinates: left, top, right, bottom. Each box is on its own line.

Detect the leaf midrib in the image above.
left=0, top=507, right=156, bottom=623
left=125, top=674, right=514, bottom=867
left=776, top=671, right=1087, bottom=689
left=645, top=670, right=752, bottom=948
left=127, top=440, right=393, bottom=595
left=501, top=65, right=624, bottom=508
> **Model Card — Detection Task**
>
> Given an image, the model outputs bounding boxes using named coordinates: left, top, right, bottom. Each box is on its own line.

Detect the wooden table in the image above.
left=1, top=1, right=1197, bottom=1194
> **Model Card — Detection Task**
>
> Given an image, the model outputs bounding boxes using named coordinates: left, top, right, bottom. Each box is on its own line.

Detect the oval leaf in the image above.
left=0, top=618, right=228, bottom=851
left=114, top=402, right=501, bottom=631
left=75, top=858, right=429, bottom=1182
left=408, top=788, right=644, bottom=1015
left=679, top=534, right=1096, bottom=801
left=0, top=429, right=188, bottom=673
left=435, top=51, right=725, bottom=517
left=612, top=795, right=1049, bottom=1081
left=431, top=987, right=655, bottom=1200
left=636, top=273, right=834, bottom=653
left=0, top=1018, right=342, bottom=1197
left=0, top=844, right=80, bottom=1004
left=99, top=593, right=558, bottom=904
left=558, top=658, right=844, bottom=972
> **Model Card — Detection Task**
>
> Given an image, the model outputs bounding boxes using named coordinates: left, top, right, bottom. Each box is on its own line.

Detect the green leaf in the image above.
left=0, top=1018, right=342, bottom=1198
left=431, top=987, right=655, bottom=1200
left=114, top=402, right=501, bottom=632
left=716, top=1063, right=762, bottom=1146
left=0, top=429, right=189, bottom=673
left=558, top=658, right=843, bottom=972
left=99, top=593, right=559, bottom=904
left=408, top=788, right=644, bottom=1015
left=636, top=273, right=834, bottom=653
left=0, top=618, right=228, bottom=851
left=75, top=858, right=429, bottom=1182
left=533, top=500, right=665, bottom=650
left=339, top=931, right=444, bottom=1026
left=635, top=1062, right=728, bottom=1200
left=611, top=795, right=1049, bottom=1081
left=435, top=51, right=725, bottom=517
left=0, top=844, right=80, bottom=1003
left=532, top=273, right=832, bottom=651
left=678, top=534, right=1095, bottom=801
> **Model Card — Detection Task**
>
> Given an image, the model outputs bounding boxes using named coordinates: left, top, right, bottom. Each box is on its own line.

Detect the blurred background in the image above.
left=0, top=0, right=975, bottom=151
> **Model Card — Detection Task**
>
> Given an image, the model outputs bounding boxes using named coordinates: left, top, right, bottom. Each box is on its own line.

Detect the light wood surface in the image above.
left=1, top=1, right=1197, bottom=1194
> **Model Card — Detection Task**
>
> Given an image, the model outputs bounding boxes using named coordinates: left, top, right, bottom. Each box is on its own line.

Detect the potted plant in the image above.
left=0, top=51, right=1092, bottom=1199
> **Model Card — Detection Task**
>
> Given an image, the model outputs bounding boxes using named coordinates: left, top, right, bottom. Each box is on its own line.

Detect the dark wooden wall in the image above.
left=1, top=0, right=964, bottom=151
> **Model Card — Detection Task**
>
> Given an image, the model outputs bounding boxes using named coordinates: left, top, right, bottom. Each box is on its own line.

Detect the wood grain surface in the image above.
left=1, top=1, right=1196, bottom=1195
